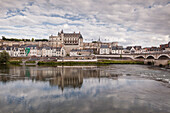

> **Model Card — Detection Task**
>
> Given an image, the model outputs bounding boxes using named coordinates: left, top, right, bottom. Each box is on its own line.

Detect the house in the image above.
left=5, top=46, right=13, bottom=56
left=19, top=45, right=26, bottom=57
left=26, top=45, right=37, bottom=56
left=160, top=44, right=168, bottom=50
left=41, top=46, right=52, bottom=57
left=99, top=45, right=110, bottom=54
left=0, top=46, right=5, bottom=53
left=56, top=47, right=65, bottom=57
left=70, top=49, right=80, bottom=56
left=130, top=47, right=136, bottom=53
left=111, top=46, right=124, bottom=54
left=0, top=46, right=21, bottom=57
left=52, top=47, right=66, bottom=57
left=70, top=49, right=93, bottom=56
left=126, top=46, right=142, bottom=53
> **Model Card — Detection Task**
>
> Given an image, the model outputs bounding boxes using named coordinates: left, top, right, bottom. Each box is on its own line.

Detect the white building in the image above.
left=6, top=46, right=20, bottom=57
left=51, top=47, right=66, bottom=57
left=111, top=46, right=124, bottom=54
left=70, top=49, right=93, bottom=56
left=99, top=45, right=110, bottom=54
left=26, top=45, right=37, bottom=56
left=39, top=46, right=52, bottom=57
left=19, top=45, right=26, bottom=57
left=56, top=47, right=66, bottom=57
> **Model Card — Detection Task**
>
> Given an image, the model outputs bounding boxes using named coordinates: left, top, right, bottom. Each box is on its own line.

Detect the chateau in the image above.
left=49, top=30, right=83, bottom=54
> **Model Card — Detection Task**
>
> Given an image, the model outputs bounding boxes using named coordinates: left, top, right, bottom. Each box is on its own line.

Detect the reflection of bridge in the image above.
left=96, top=52, right=170, bottom=60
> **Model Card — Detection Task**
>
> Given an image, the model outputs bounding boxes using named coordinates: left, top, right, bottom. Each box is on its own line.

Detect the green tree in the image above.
left=0, top=51, right=10, bottom=64
left=2, top=36, right=6, bottom=40
left=120, top=54, right=122, bottom=58
left=31, top=38, right=34, bottom=42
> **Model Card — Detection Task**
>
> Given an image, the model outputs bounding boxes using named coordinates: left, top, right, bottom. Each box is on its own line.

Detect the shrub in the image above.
left=37, top=60, right=144, bottom=66
left=0, top=51, right=10, bottom=64
left=9, top=61, right=22, bottom=65
left=25, top=61, right=36, bottom=63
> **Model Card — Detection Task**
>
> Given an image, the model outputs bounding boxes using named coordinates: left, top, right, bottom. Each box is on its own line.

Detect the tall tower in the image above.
left=60, top=30, right=64, bottom=44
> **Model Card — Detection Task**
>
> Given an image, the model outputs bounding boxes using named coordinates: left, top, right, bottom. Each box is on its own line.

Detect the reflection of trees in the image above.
left=0, top=64, right=10, bottom=74
left=0, top=76, right=10, bottom=83
left=0, top=66, right=102, bottom=90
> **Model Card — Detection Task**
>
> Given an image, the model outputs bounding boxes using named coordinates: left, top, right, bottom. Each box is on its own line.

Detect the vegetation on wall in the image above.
left=25, top=61, right=36, bottom=63
left=1, top=36, right=48, bottom=42
left=2, top=36, right=30, bottom=42
left=9, top=61, right=22, bottom=65
left=37, top=60, right=144, bottom=66
left=35, top=39, right=48, bottom=42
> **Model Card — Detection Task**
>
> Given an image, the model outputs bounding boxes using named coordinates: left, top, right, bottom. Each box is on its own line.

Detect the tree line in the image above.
left=1, top=36, right=48, bottom=42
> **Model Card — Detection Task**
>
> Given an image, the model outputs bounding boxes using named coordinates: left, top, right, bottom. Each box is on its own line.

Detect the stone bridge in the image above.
left=95, top=51, right=170, bottom=60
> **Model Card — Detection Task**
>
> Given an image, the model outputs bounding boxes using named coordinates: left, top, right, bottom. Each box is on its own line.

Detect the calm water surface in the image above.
left=0, top=64, right=170, bottom=113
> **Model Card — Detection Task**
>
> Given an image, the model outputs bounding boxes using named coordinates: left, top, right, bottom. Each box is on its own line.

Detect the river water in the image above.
left=0, top=64, right=170, bottom=113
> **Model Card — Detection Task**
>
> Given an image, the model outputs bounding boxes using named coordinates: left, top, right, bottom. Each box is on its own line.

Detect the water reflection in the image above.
left=0, top=65, right=104, bottom=90
left=0, top=65, right=170, bottom=113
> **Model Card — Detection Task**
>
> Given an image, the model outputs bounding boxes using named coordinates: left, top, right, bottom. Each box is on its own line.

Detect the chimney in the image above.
left=61, top=29, right=63, bottom=33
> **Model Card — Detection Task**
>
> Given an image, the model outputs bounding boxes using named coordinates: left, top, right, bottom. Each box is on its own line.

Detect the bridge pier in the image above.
left=144, top=59, right=169, bottom=66
left=144, top=59, right=154, bottom=65
left=153, top=60, right=169, bottom=66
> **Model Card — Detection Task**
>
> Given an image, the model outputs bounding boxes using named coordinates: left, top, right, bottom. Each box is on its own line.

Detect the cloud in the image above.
left=0, top=0, right=169, bottom=47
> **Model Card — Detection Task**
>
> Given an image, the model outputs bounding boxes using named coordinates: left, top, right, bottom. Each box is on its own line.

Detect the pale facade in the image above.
left=111, top=46, right=124, bottom=54
left=70, top=49, right=93, bottom=56
left=99, top=45, right=110, bottom=55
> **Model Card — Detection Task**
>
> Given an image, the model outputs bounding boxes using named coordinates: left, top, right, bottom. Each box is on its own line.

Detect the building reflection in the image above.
left=0, top=66, right=107, bottom=90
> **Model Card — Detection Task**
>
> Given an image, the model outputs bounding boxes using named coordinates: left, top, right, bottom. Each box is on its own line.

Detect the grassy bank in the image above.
left=9, top=61, right=22, bottom=65
left=38, top=60, right=144, bottom=66
left=38, top=61, right=98, bottom=66
left=7, top=60, right=144, bottom=66
left=98, top=60, right=144, bottom=64
left=25, top=61, right=36, bottom=63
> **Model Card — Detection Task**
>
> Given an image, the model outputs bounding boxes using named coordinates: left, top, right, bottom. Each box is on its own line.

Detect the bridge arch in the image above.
left=135, top=56, right=145, bottom=59
left=157, top=54, right=170, bottom=60
left=146, top=55, right=155, bottom=59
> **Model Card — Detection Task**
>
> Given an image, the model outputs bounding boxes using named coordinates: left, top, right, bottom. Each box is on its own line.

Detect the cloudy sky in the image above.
left=0, top=0, right=169, bottom=47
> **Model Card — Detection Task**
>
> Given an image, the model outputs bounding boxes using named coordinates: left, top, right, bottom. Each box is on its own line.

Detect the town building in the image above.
left=99, top=45, right=110, bottom=54
left=83, top=40, right=118, bottom=54
left=26, top=45, right=37, bottom=57
left=70, top=49, right=93, bottom=56
left=126, top=46, right=142, bottom=54
left=111, top=46, right=124, bottom=54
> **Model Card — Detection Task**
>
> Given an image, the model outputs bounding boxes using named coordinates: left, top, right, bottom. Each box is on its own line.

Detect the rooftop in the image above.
left=100, top=45, right=109, bottom=48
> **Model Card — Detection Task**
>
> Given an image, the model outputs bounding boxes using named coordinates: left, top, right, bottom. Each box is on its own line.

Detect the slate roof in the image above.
left=112, top=46, right=123, bottom=50
left=26, top=45, right=37, bottom=49
left=70, top=49, right=93, bottom=52
left=100, top=45, right=109, bottom=48
left=58, top=30, right=83, bottom=39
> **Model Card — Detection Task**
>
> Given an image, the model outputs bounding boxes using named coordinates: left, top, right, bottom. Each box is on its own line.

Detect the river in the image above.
left=0, top=64, right=170, bottom=113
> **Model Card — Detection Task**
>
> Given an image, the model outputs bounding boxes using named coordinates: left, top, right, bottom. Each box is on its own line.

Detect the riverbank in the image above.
left=6, top=60, right=170, bottom=68
left=7, top=60, right=144, bottom=66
